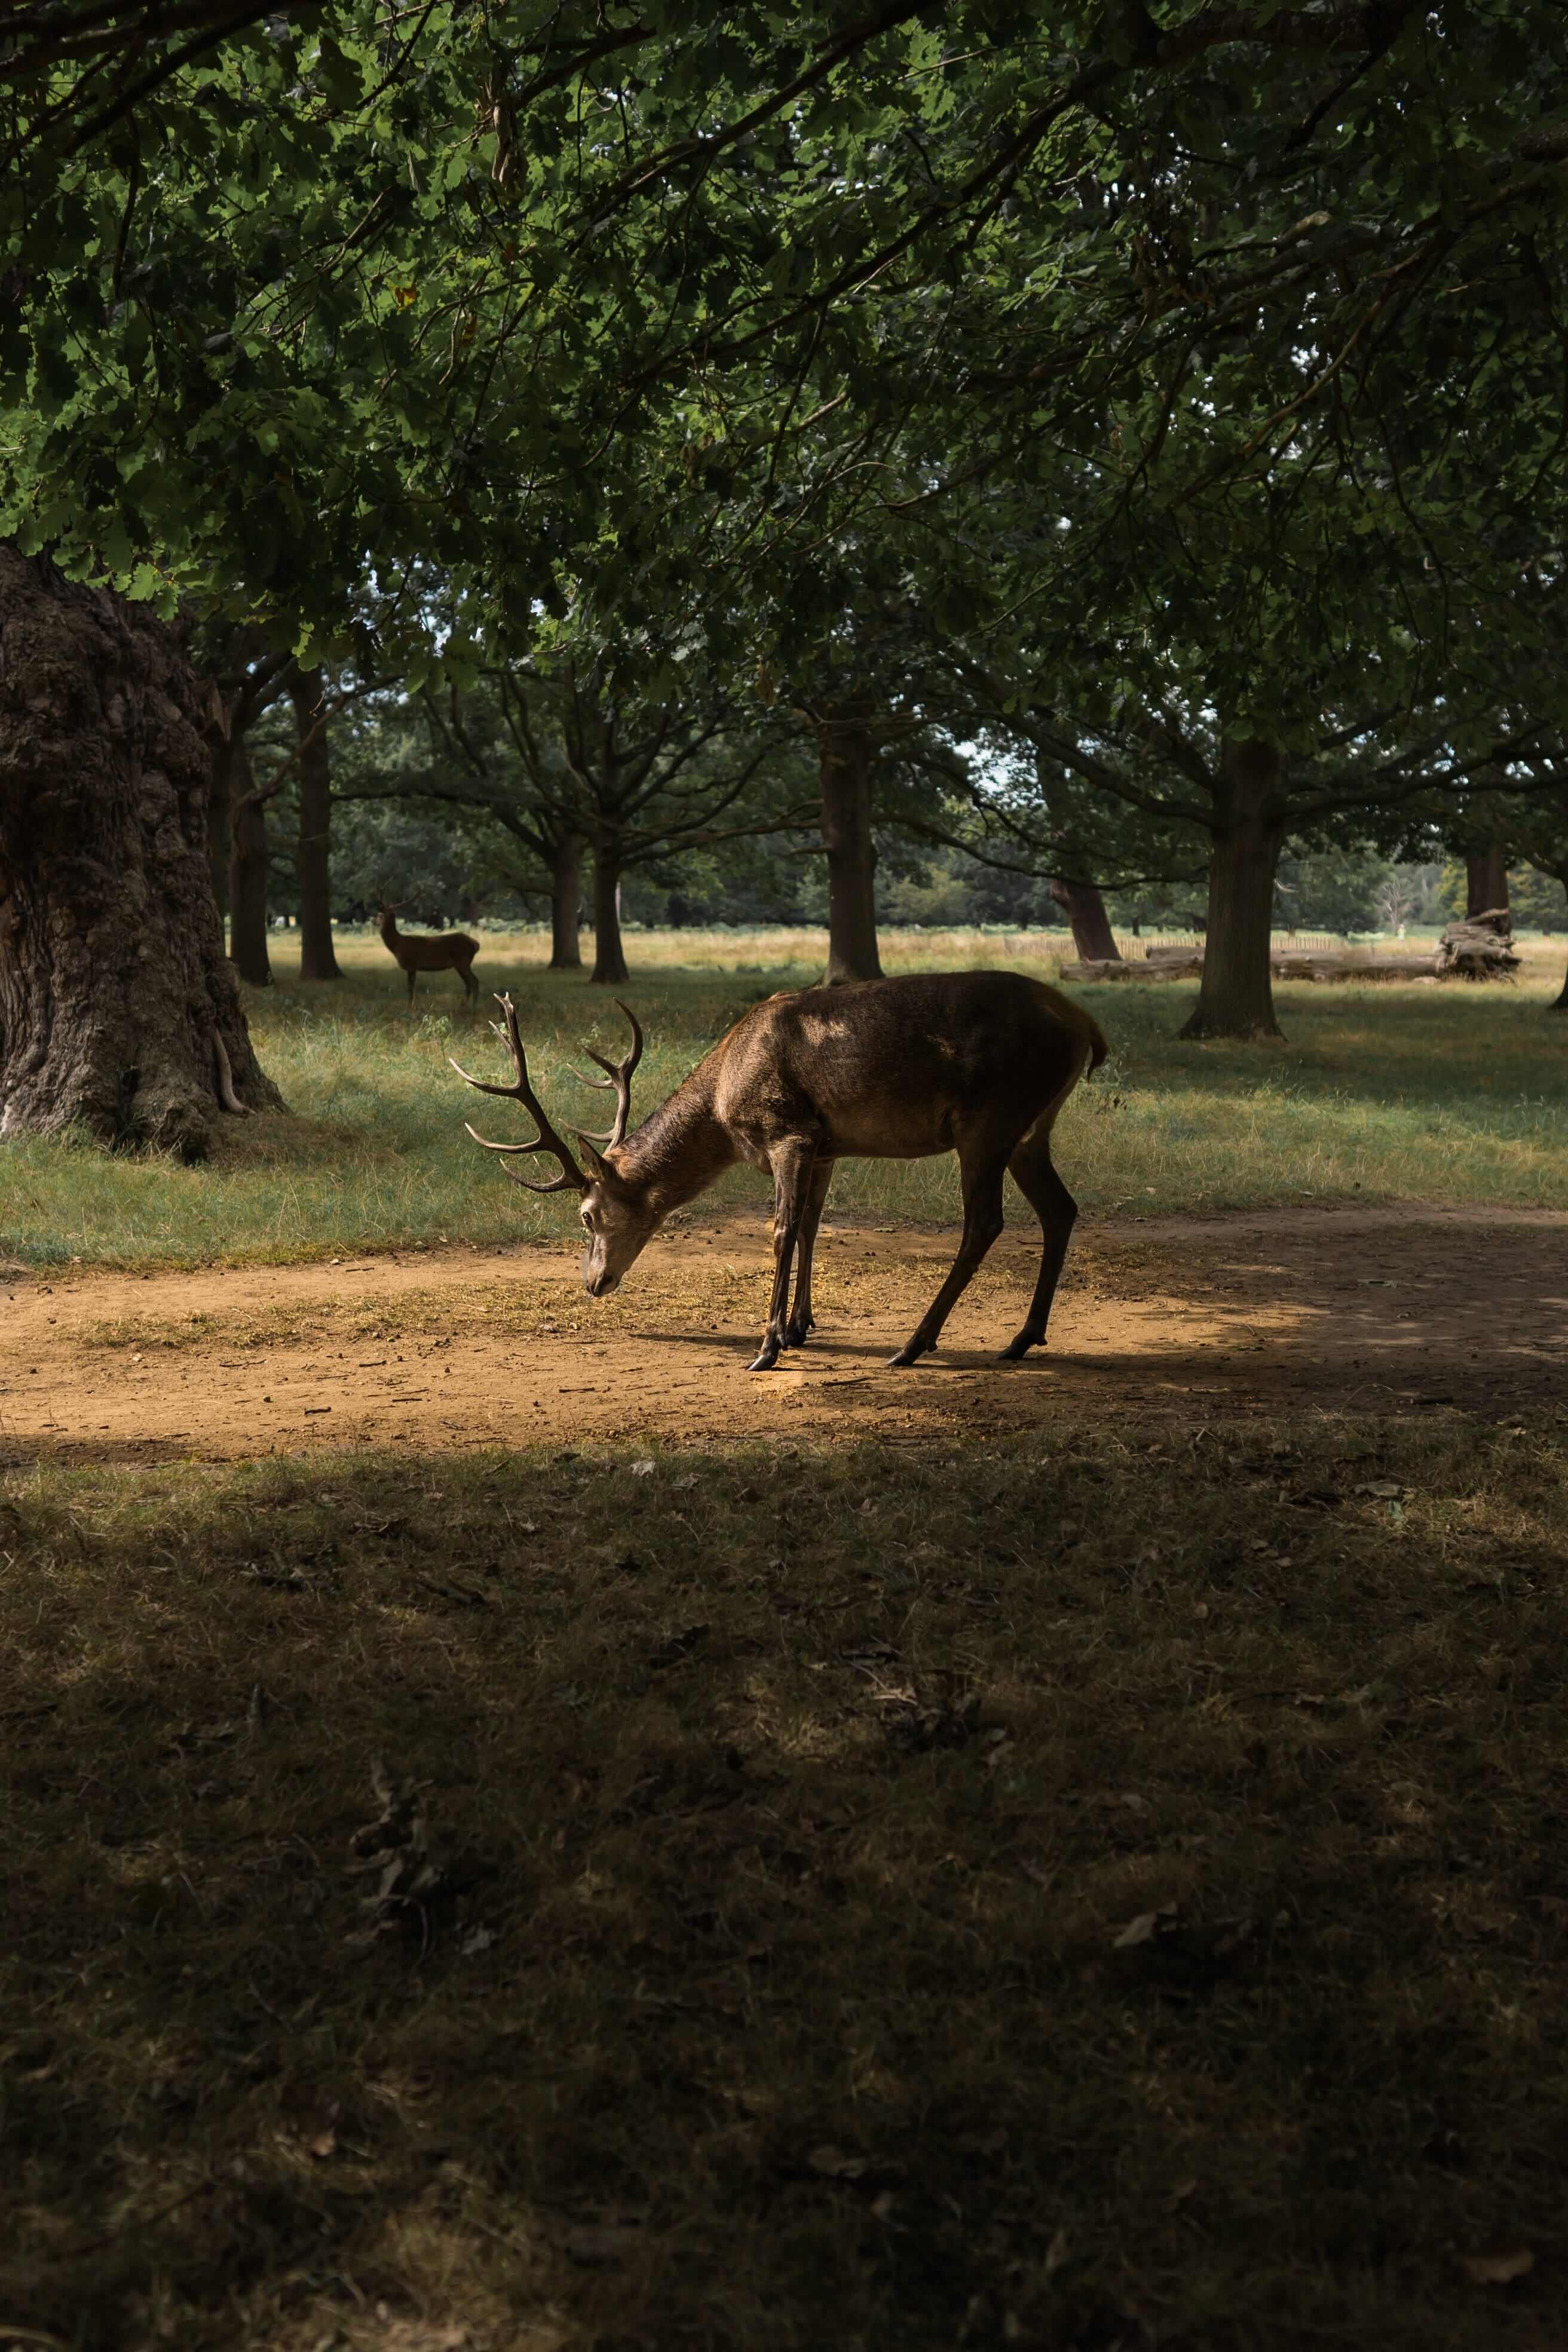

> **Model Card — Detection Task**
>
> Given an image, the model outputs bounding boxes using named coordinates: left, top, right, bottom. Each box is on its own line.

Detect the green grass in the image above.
left=4, top=1413, right=1567, bottom=2350
left=2, top=927, right=1564, bottom=1270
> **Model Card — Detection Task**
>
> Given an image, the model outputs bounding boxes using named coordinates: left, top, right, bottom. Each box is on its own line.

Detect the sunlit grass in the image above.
left=2, top=927, right=1564, bottom=1269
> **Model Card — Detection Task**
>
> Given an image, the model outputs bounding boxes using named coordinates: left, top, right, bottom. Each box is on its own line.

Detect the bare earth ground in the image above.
left=4, top=1203, right=1564, bottom=1463
left=5, top=1204, right=1568, bottom=2352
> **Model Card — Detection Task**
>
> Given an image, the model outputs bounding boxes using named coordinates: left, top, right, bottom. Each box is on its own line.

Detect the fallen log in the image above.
left=1061, top=950, right=1441, bottom=985
left=1435, top=909, right=1520, bottom=981
left=1060, top=954, right=1200, bottom=981
left=1272, top=952, right=1438, bottom=981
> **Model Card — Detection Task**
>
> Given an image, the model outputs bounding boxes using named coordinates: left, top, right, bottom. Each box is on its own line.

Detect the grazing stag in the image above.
left=453, top=972, right=1107, bottom=1371
left=378, top=904, right=480, bottom=1006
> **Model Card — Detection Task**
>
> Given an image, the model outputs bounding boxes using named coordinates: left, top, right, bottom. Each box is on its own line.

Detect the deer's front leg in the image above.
left=748, top=1141, right=816, bottom=1372
left=785, top=1159, right=834, bottom=1348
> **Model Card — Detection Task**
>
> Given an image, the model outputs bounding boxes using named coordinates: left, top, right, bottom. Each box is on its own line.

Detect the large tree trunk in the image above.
left=0, top=547, right=280, bottom=1156
left=1180, top=738, right=1288, bottom=1042
left=590, top=837, right=628, bottom=985
left=1466, top=840, right=1509, bottom=920
left=550, top=832, right=584, bottom=970
left=209, top=737, right=232, bottom=949
left=819, top=716, right=882, bottom=984
left=1049, top=875, right=1121, bottom=962
left=290, top=665, right=340, bottom=981
left=1551, top=875, right=1568, bottom=1010
left=228, top=734, right=272, bottom=987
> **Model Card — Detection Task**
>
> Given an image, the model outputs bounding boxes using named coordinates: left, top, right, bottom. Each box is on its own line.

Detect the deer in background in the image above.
left=378, top=905, right=480, bottom=1006
left=452, top=972, right=1107, bottom=1370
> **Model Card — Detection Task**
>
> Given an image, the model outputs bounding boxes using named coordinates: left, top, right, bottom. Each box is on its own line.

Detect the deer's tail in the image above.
left=1059, top=997, right=1108, bottom=1080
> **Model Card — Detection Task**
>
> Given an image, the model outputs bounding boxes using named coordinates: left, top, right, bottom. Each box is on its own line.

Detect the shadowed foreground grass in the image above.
left=4, top=1411, right=1568, bottom=2348
left=2, top=928, right=1565, bottom=1269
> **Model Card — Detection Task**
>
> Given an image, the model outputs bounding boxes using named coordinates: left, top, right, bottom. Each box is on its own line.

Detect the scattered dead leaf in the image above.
left=561, top=2219, right=647, bottom=2265
left=1460, top=2249, right=1533, bottom=2286
left=649, top=1624, right=709, bottom=1670
left=1113, top=1904, right=1181, bottom=1950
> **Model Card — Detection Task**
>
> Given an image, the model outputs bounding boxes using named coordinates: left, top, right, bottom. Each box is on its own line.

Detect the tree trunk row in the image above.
left=8, top=541, right=1548, bottom=1166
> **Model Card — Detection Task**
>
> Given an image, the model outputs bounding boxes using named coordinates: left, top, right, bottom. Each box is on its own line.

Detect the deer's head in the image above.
left=574, top=1140, right=660, bottom=1296
left=452, top=996, right=650, bottom=1299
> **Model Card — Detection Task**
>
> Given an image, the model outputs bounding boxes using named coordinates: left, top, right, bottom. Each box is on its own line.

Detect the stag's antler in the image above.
left=563, top=999, right=644, bottom=1147
left=450, top=994, right=588, bottom=1194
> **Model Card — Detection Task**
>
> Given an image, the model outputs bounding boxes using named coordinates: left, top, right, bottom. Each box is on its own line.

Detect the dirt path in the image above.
left=2, top=1205, right=1564, bottom=1464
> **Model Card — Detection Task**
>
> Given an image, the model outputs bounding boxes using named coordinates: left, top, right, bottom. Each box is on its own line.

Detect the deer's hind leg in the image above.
left=998, top=1127, right=1077, bottom=1362
left=888, top=1133, right=1010, bottom=1368
left=784, top=1159, right=834, bottom=1348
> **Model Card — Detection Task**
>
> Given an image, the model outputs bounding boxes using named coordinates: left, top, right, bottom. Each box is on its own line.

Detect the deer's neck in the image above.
left=616, top=1070, right=734, bottom=1215
left=379, top=913, right=399, bottom=944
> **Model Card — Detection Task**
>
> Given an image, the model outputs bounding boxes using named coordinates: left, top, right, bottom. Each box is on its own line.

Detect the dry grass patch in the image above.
left=71, top=1233, right=1115, bottom=1359
left=4, top=933, right=1566, bottom=1272
left=4, top=1414, right=1568, bottom=2348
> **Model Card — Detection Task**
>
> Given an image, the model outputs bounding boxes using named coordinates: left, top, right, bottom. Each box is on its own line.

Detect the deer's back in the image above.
left=711, top=970, right=1102, bottom=1158
left=395, top=930, right=479, bottom=966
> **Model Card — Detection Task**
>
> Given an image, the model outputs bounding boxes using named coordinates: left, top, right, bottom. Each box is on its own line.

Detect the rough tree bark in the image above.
left=1049, top=875, right=1121, bottom=962
left=1466, top=840, right=1509, bottom=920
left=819, top=715, right=882, bottom=984
left=227, top=731, right=272, bottom=986
left=1548, top=874, right=1568, bottom=1010
left=0, top=547, right=280, bottom=1155
left=208, top=737, right=232, bottom=948
left=1180, top=737, right=1288, bottom=1042
left=590, top=835, right=629, bottom=985
left=289, top=665, right=340, bottom=981
left=550, top=832, right=584, bottom=970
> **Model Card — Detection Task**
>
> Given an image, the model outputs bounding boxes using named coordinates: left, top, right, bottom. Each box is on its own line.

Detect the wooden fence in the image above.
left=1110, top=932, right=1342, bottom=959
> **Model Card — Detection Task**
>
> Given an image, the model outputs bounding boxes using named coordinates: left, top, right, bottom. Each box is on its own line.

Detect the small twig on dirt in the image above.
left=54, top=2175, right=219, bottom=2261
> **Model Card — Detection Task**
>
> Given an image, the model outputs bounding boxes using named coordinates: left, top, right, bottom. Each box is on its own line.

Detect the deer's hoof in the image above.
left=887, top=1345, right=925, bottom=1368
left=785, top=1318, right=813, bottom=1349
left=997, top=1333, right=1039, bottom=1362
left=747, top=1346, right=782, bottom=1373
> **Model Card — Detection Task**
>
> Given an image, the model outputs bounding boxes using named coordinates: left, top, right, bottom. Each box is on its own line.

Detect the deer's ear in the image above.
left=576, top=1135, right=612, bottom=1184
